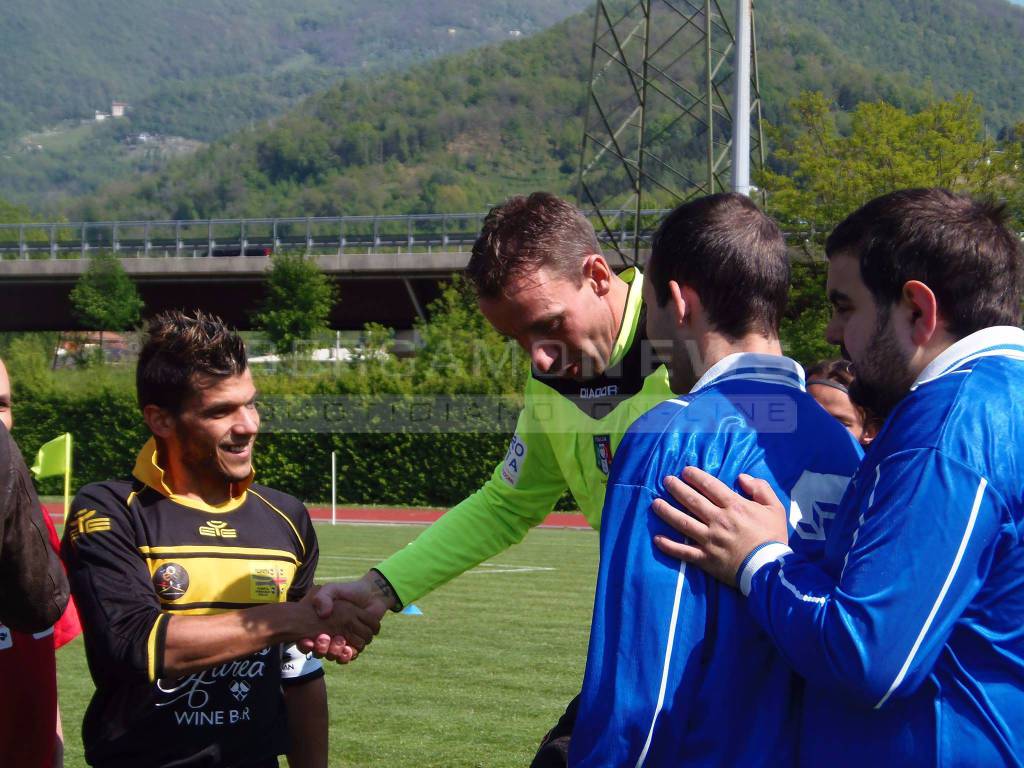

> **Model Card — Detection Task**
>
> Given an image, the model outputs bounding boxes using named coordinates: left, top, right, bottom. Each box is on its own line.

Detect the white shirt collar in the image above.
left=912, top=326, right=1024, bottom=390
left=690, top=352, right=806, bottom=395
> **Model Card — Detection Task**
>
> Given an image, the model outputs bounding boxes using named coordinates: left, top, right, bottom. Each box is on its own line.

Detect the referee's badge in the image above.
left=594, top=434, right=612, bottom=475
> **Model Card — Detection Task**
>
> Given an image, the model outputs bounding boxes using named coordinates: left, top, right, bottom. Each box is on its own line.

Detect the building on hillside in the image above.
left=111, top=101, right=129, bottom=118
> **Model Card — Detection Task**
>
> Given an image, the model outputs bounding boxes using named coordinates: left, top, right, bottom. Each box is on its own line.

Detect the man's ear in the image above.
left=143, top=404, right=175, bottom=439
left=901, top=280, right=940, bottom=347
left=582, top=254, right=613, bottom=296
left=667, top=280, right=693, bottom=327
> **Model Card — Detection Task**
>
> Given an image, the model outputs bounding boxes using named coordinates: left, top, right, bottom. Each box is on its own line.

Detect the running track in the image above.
left=44, top=503, right=591, bottom=530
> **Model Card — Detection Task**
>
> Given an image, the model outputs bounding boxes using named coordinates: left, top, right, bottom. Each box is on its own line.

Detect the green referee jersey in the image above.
left=377, top=268, right=674, bottom=605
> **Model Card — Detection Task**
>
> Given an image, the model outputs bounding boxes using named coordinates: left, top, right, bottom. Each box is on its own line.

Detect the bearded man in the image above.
left=653, top=188, right=1024, bottom=767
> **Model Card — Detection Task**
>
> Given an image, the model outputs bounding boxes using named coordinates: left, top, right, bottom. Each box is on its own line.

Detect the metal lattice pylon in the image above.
left=576, top=0, right=766, bottom=264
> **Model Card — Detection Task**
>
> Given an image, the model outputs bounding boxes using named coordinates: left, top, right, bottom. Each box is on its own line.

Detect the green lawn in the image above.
left=57, top=523, right=599, bottom=767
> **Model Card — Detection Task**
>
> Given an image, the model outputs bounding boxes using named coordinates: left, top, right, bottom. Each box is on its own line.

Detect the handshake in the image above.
left=297, top=570, right=399, bottom=663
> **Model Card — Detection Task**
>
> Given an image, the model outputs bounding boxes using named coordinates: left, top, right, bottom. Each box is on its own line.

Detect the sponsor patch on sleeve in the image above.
left=500, top=433, right=527, bottom=486
left=281, top=642, right=323, bottom=679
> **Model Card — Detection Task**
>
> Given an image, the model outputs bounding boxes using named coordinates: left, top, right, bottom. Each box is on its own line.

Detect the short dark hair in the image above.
left=467, top=192, right=601, bottom=298
left=826, top=188, right=1023, bottom=336
left=647, top=192, right=790, bottom=337
left=805, top=358, right=856, bottom=389
left=137, top=310, right=247, bottom=413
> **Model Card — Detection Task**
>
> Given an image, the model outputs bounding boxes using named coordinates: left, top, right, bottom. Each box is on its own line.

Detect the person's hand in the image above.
left=650, top=467, right=788, bottom=588
left=317, top=599, right=381, bottom=654
left=312, top=572, right=395, bottom=621
left=297, top=573, right=393, bottom=663
left=296, top=587, right=373, bottom=664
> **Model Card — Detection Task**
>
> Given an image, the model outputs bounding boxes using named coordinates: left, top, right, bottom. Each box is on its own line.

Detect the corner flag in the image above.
left=31, top=433, right=73, bottom=521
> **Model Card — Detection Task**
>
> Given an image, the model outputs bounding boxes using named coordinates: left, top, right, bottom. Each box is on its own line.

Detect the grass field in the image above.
left=56, top=522, right=599, bottom=767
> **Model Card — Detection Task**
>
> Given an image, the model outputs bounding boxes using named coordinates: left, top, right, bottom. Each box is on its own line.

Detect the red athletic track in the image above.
left=44, top=502, right=590, bottom=530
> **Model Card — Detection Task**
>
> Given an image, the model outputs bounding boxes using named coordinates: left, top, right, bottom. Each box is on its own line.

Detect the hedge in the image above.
left=13, top=386, right=515, bottom=507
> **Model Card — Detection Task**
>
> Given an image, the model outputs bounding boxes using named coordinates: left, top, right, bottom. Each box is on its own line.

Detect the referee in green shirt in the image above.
left=309, top=192, right=674, bottom=765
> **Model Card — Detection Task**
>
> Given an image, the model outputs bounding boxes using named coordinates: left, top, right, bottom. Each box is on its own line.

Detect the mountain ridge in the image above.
left=8, top=0, right=1024, bottom=218
left=0, top=0, right=592, bottom=144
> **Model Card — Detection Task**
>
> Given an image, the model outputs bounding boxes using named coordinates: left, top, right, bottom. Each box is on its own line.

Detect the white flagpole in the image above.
left=331, top=450, right=337, bottom=526
left=64, top=433, right=72, bottom=524
left=731, top=0, right=752, bottom=195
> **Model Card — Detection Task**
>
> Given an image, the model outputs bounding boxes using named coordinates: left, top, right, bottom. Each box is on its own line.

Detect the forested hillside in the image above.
left=58, top=0, right=1023, bottom=223
left=0, top=0, right=590, bottom=144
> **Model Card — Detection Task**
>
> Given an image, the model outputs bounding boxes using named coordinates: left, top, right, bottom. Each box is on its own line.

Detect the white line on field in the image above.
left=315, top=554, right=555, bottom=575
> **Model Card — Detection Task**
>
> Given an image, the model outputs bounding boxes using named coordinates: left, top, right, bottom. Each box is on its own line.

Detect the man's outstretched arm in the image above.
left=162, top=598, right=379, bottom=677
left=303, top=416, right=568, bottom=660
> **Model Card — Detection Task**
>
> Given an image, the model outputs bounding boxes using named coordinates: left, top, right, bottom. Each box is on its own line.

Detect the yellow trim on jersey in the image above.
left=609, top=267, right=643, bottom=367
left=248, top=489, right=306, bottom=559
left=137, top=544, right=300, bottom=564
left=155, top=606, right=250, bottom=616
left=146, top=613, right=168, bottom=683
left=132, top=438, right=253, bottom=513
left=146, top=556, right=297, bottom=608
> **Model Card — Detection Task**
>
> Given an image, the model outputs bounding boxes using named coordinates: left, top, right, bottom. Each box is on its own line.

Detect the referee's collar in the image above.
left=690, top=353, right=805, bottom=395
left=912, top=326, right=1024, bottom=391
left=133, top=438, right=253, bottom=513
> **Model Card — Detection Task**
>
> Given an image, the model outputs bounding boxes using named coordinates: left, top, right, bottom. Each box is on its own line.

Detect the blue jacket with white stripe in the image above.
left=570, top=354, right=863, bottom=767
left=742, top=327, right=1024, bottom=766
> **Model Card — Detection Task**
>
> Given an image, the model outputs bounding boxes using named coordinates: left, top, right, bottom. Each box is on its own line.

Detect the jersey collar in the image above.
left=609, top=267, right=643, bottom=368
left=690, top=353, right=805, bottom=395
left=911, top=325, right=1024, bottom=391
left=132, top=437, right=253, bottom=513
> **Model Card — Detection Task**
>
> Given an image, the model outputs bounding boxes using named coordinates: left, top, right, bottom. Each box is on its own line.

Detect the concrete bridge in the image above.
left=0, top=211, right=661, bottom=331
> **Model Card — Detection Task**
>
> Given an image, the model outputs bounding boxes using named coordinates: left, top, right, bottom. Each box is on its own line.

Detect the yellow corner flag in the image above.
left=31, top=433, right=73, bottom=521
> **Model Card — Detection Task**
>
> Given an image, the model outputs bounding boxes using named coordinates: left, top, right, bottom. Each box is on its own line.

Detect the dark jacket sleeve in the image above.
left=0, top=422, right=70, bottom=632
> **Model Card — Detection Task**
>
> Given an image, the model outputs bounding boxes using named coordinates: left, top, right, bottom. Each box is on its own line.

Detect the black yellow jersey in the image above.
left=62, top=439, right=320, bottom=768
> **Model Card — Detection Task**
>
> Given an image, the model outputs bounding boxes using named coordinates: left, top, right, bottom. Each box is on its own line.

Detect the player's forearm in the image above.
left=163, top=602, right=324, bottom=677
left=377, top=489, right=538, bottom=604
left=284, top=676, right=328, bottom=768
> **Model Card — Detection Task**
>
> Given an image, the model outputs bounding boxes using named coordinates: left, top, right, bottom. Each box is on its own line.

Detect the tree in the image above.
left=761, top=92, right=1022, bottom=237
left=69, top=253, right=144, bottom=361
left=766, top=93, right=1024, bottom=365
left=253, top=252, right=337, bottom=356
left=411, top=275, right=526, bottom=394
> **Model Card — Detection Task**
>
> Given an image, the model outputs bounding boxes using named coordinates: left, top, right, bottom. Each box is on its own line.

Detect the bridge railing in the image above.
left=0, top=210, right=671, bottom=259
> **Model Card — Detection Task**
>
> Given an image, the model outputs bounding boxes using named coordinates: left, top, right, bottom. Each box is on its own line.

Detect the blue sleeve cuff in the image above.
left=737, top=541, right=793, bottom=597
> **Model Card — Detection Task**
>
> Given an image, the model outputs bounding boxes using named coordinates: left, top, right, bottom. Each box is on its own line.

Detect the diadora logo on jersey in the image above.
left=501, top=433, right=527, bottom=486
left=788, top=471, right=852, bottom=541
left=579, top=385, right=618, bottom=399
left=153, top=563, right=189, bottom=601
left=69, top=509, right=112, bottom=543
left=251, top=565, right=289, bottom=601
left=593, top=434, right=613, bottom=475
left=199, top=520, right=237, bottom=538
